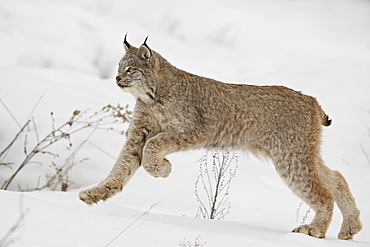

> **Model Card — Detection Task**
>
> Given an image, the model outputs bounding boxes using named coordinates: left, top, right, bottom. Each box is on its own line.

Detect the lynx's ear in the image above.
left=123, top=33, right=131, bottom=52
left=138, top=36, right=152, bottom=61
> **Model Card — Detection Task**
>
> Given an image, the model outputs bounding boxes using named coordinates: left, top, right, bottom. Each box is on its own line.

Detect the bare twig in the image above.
left=179, top=236, right=206, bottom=247
left=87, top=141, right=116, bottom=160
left=0, top=162, right=13, bottom=168
left=195, top=151, right=238, bottom=220
left=296, top=202, right=303, bottom=223
left=45, top=128, right=98, bottom=191
left=360, top=143, right=370, bottom=167
left=23, top=135, right=28, bottom=156
left=0, top=90, right=47, bottom=163
left=1, top=104, right=132, bottom=190
left=25, top=89, right=48, bottom=123
left=0, top=99, right=21, bottom=128
left=105, top=200, right=164, bottom=247
left=359, top=111, right=370, bottom=167
left=0, top=195, right=29, bottom=247
left=0, top=120, right=31, bottom=161
left=295, top=202, right=311, bottom=225
left=302, top=208, right=311, bottom=225
left=32, top=117, right=40, bottom=144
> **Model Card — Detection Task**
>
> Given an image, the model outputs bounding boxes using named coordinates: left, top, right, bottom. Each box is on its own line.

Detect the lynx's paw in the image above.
left=292, top=224, right=326, bottom=238
left=143, top=158, right=172, bottom=178
left=338, top=214, right=362, bottom=240
left=79, top=179, right=122, bottom=205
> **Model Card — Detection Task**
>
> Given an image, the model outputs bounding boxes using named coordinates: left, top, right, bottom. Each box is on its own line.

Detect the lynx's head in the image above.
left=116, top=35, right=158, bottom=102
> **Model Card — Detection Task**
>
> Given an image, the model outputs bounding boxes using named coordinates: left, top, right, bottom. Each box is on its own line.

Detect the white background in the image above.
left=0, top=0, right=369, bottom=246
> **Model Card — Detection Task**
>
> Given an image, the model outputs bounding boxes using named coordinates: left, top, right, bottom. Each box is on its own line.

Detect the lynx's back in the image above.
left=144, top=61, right=330, bottom=156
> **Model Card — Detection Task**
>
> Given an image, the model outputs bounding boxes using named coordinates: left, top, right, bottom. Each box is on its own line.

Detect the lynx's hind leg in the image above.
left=273, top=152, right=334, bottom=238
left=318, top=161, right=362, bottom=239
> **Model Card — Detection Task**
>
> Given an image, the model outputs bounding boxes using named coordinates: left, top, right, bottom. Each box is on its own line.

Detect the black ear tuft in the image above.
left=123, top=33, right=131, bottom=52
left=142, top=36, right=152, bottom=56
left=143, top=36, right=149, bottom=46
left=138, top=35, right=152, bottom=60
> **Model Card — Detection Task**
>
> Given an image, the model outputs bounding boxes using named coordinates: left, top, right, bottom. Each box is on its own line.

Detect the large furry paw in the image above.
left=338, top=214, right=362, bottom=240
left=143, top=158, right=172, bottom=178
left=292, top=224, right=326, bottom=238
left=79, top=180, right=122, bottom=205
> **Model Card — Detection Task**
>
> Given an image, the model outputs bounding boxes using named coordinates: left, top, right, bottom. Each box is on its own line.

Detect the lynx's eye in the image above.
left=125, top=66, right=134, bottom=74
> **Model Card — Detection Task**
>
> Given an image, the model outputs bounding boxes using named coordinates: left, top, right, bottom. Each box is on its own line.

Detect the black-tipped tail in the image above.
left=322, top=114, right=332, bottom=127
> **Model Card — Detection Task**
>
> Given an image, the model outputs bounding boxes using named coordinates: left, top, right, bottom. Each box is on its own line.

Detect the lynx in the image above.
left=79, top=36, right=362, bottom=240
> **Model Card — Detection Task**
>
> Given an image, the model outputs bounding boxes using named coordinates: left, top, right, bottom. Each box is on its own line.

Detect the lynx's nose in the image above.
left=116, top=75, right=122, bottom=82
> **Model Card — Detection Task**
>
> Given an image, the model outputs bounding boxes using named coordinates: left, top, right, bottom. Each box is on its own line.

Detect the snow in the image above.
left=1, top=0, right=370, bottom=246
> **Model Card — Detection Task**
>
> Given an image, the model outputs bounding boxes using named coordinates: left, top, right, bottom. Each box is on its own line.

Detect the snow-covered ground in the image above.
left=1, top=0, right=369, bottom=246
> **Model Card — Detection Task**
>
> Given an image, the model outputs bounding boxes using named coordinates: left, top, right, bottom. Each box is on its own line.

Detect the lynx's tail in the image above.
left=315, top=98, right=332, bottom=127
left=322, top=114, right=332, bottom=126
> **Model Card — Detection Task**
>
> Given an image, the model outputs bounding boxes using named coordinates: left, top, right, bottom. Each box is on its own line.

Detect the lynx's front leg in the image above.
left=142, top=132, right=196, bottom=178
left=79, top=130, right=145, bottom=205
